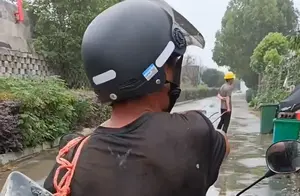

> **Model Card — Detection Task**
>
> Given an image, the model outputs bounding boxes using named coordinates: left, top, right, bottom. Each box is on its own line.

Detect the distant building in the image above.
left=0, top=0, right=32, bottom=52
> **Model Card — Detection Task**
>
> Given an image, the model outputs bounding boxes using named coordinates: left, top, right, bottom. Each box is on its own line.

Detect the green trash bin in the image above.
left=259, top=104, right=278, bottom=134
left=273, top=119, right=300, bottom=143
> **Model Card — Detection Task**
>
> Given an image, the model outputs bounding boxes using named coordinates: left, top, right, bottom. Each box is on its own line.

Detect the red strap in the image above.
left=53, top=136, right=90, bottom=196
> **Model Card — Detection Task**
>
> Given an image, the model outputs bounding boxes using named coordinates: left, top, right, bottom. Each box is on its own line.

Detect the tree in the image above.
left=250, top=32, right=289, bottom=74
left=201, top=68, right=224, bottom=88
left=181, top=66, right=201, bottom=87
left=181, top=54, right=203, bottom=87
left=250, top=32, right=300, bottom=107
left=183, top=54, right=197, bottom=66
left=212, top=0, right=298, bottom=88
left=289, top=30, right=300, bottom=51
left=26, top=0, right=118, bottom=88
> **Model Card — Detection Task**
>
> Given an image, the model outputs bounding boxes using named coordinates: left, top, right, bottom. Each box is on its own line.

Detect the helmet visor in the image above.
left=150, top=0, right=205, bottom=49
left=119, top=0, right=205, bottom=49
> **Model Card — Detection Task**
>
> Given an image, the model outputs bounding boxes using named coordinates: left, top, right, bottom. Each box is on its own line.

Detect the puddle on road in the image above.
left=173, top=96, right=300, bottom=196
left=209, top=104, right=215, bottom=108
left=230, top=121, right=247, bottom=128
left=215, top=130, right=299, bottom=196
left=214, top=96, right=300, bottom=196
left=0, top=150, right=57, bottom=189
left=233, top=117, right=247, bottom=120
left=237, top=158, right=266, bottom=168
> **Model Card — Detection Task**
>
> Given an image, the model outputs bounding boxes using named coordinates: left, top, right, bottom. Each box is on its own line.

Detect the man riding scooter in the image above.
left=42, top=1, right=230, bottom=196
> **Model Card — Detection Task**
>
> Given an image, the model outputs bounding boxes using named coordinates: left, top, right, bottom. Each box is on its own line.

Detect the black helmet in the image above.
left=81, top=0, right=205, bottom=104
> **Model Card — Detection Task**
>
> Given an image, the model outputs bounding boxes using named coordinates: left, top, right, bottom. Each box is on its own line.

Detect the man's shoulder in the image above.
left=157, top=111, right=212, bottom=136
left=220, top=83, right=233, bottom=93
left=220, top=83, right=226, bottom=88
left=219, top=83, right=227, bottom=91
left=149, top=110, right=208, bottom=125
left=222, top=83, right=231, bottom=89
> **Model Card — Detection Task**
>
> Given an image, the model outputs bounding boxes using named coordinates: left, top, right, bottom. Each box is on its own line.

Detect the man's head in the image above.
left=140, top=55, right=182, bottom=112
left=109, top=56, right=181, bottom=112
left=224, top=72, right=235, bottom=85
left=81, top=0, right=204, bottom=113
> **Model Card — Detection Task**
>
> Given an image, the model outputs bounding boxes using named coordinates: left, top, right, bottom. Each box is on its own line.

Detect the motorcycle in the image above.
left=1, top=140, right=300, bottom=196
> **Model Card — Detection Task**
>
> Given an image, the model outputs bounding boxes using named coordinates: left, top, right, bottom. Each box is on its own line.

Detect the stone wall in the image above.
left=0, top=48, right=52, bottom=77
left=0, top=0, right=32, bottom=52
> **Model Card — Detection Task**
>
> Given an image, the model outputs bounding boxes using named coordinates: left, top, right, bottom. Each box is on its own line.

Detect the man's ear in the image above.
left=164, top=55, right=182, bottom=85
left=164, top=64, right=173, bottom=82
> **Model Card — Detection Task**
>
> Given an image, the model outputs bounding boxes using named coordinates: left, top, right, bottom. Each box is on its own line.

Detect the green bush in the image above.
left=70, top=90, right=112, bottom=128
left=0, top=76, right=216, bottom=150
left=0, top=77, right=111, bottom=148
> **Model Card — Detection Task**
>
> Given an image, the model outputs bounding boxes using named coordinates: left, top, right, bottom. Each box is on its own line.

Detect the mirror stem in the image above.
left=264, top=170, right=276, bottom=178
left=236, top=176, right=266, bottom=196
left=236, top=170, right=275, bottom=196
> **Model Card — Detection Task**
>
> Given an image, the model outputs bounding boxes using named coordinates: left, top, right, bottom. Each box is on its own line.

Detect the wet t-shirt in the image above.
left=44, top=111, right=226, bottom=196
left=219, top=83, right=234, bottom=109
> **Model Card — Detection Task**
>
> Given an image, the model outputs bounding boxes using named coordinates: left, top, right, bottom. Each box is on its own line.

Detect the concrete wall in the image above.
left=0, top=0, right=31, bottom=52
left=0, top=48, right=52, bottom=77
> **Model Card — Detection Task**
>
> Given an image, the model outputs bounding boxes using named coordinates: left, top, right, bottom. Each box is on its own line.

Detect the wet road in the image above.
left=174, top=94, right=300, bottom=196
left=0, top=94, right=300, bottom=195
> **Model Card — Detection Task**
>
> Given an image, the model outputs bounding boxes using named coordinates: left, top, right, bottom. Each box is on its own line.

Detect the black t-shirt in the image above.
left=44, top=110, right=226, bottom=196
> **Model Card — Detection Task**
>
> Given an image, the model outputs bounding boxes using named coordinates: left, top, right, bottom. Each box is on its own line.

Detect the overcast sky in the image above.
left=165, top=0, right=300, bottom=72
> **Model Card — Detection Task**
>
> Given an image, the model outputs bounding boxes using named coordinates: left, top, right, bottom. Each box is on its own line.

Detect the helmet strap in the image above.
left=165, top=81, right=181, bottom=112
left=164, top=56, right=183, bottom=112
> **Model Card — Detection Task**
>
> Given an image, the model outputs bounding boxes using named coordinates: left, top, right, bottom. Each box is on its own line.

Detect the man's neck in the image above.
left=102, top=101, right=160, bottom=128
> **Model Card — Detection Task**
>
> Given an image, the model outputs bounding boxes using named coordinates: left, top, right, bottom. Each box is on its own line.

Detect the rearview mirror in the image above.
left=266, top=140, right=300, bottom=174
left=236, top=140, right=300, bottom=195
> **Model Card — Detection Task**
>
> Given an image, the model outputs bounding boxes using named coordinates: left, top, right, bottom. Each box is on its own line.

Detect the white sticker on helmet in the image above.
left=92, top=70, right=116, bottom=85
left=142, top=64, right=158, bottom=81
left=155, top=41, right=175, bottom=67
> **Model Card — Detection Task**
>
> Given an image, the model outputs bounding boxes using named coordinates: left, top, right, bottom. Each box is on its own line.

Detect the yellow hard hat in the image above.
left=224, top=71, right=235, bottom=80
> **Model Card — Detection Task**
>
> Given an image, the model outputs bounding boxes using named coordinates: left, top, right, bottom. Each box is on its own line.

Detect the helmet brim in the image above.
left=151, top=0, right=205, bottom=49
left=224, top=75, right=236, bottom=80
left=172, top=9, right=205, bottom=49
left=120, top=0, right=205, bottom=49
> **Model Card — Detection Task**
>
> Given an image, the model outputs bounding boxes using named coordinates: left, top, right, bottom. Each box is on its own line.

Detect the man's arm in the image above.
left=225, top=96, right=230, bottom=112
left=217, top=86, right=226, bottom=101
left=208, top=129, right=230, bottom=186
left=43, top=164, right=57, bottom=193
left=217, top=93, right=226, bottom=100
left=216, top=129, right=230, bottom=157
left=186, top=111, right=230, bottom=185
left=175, top=111, right=230, bottom=186
left=223, top=86, right=233, bottom=111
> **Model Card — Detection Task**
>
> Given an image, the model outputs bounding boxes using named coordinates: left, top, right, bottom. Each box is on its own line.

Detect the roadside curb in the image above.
left=0, top=129, right=93, bottom=166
